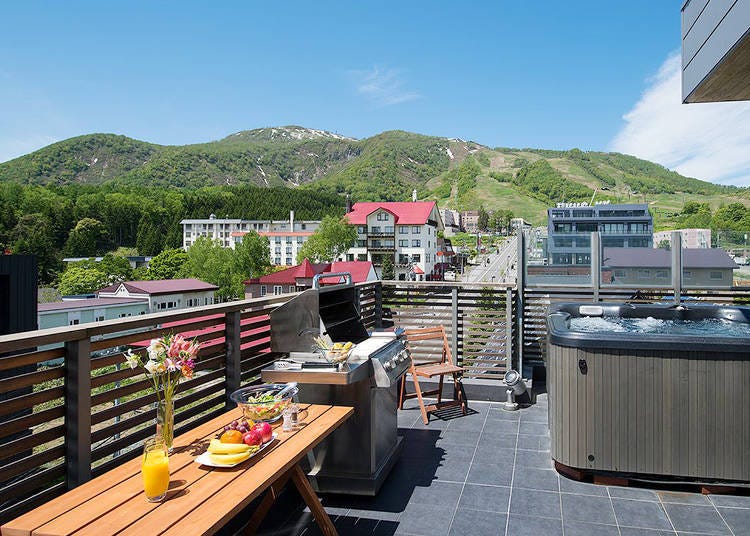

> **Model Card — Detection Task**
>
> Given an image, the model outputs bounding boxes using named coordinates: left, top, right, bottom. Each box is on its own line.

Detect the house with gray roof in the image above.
left=97, top=278, right=219, bottom=312
left=604, top=247, right=738, bottom=288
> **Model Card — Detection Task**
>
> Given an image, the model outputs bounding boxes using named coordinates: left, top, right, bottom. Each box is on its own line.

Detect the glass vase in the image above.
left=156, top=397, right=174, bottom=453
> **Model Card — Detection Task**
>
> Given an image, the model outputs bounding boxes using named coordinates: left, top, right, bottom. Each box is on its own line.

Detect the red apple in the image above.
left=243, top=429, right=262, bottom=446
left=254, top=422, right=273, bottom=443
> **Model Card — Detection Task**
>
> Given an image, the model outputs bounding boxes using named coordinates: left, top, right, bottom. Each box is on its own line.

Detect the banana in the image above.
left=208, top=439, right=251, bottom=455
left=343, top=341, right=353, bottom=350
left=332, top=342, right=343, bottom=350
left=209, top=451, right=252, bottom=465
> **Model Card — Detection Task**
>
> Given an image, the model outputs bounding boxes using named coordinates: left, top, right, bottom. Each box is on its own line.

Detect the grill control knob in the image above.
left=383, top=361, right=393, bottom=371
left=388, top=359, right=398, bottom=369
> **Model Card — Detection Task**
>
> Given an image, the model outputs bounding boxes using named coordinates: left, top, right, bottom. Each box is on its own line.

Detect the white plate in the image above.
left=195, top=433, right=277, bottom=468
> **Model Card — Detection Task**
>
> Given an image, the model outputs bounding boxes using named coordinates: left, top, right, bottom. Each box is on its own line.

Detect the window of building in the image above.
left=377, top=212, right=389, bottom=221
left=275, top=246, right=281, bottom=254
left=357, top=254, right=367, bottom=261
left=289, top=286, right=295, bottom=293
left=260, top=285, right=267, bottom=296
left=371, top=226, right=381, bottom=234
left=275, top=257, right=281, bottom=264
left=69, top=318, right=80, bottom=325
left=613, top=269, right=626, bottom=278
left=630, top=223, right=649, bottom=233
left=275, top=237, right=282, bottom=243
left=398, top=239, right=408, bottom=247
left=576, top=223, right=598, bottom=233
left=554, top=238, right=573, bottom=248
left=576, top=236, right=590, bottom=248
left=273, top=285, right=283, bottom=295
left=710, top=271, right=723, bottom=280
left=384, top=239, right=394, bottom=247
left=638, top=269, right=651, bottom=279
left=357, top=240, right=366, bottom=247
left=602, top=237, right=625, bottom=248
left=285, top=258, right=292, bottom=265
left=551, top=210, right=569, bottom=218
left=572, top=210, right=593, bottom=218
left=656, top=269, right=669, bottom=278
left=301, top=223, right=307, bottom=230
left=357, top=226, right=366, bottom=234
left=399, top=254, right=409, bottom=264
left=412, top=240, right=421, bottom=247
left=412, top=226, right=420, bottom=234
left=286, top=247, right=292, bottom=254
left=412, top=254, right=421, bottom=263
left=399, top=227, right=408, bottom=234
left=297, top=237, right=304, bottom=243
left=554, top=223, right=572, bottom=233
left=628, top=238, right=651, bottom=248
left=574, top=253, right=590, bottom=265
left=426, top=254, right=430, bottom=262
left=553, top=253, right=571, bottom=264
left=683, top=270, right=693, bottom=279
left=385, top=226, right=394, bottom=233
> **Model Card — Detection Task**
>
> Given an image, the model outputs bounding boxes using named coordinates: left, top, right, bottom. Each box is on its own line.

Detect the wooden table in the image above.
left=1, top=404, right=353, bottom=536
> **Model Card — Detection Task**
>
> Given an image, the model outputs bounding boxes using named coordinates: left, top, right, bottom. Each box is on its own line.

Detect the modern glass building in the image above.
left=547, top=202, right=653, bottom=266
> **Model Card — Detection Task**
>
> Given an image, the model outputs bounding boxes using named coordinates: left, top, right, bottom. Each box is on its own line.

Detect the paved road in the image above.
left=465, top=236, right=518, bottom=283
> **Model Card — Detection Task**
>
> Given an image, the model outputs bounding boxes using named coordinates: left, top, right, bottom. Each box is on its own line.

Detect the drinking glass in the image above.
left=142, top=438, right=169, bottom=502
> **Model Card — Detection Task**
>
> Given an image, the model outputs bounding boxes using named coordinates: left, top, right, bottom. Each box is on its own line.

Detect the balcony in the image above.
left=2, top=275, right=750, bottom=535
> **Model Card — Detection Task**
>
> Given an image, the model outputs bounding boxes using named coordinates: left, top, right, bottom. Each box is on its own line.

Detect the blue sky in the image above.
left=2, top=1, right=748, bottom=185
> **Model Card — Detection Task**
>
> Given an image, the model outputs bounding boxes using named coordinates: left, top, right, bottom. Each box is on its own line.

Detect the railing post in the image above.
left=374, top=282, right=383, bottom=330
left=591, top=231, right=601, bottom=302
left=516, top=230, right=525, bottom=376
left=225, top=311, right=242, bottom=407
left=671, top=231, right=683, bottom=304
left=505, top=286, right=513, bottom=372
left=65, top=338, right=91, bottom=489
left=451, top=286, right=459, bottom=366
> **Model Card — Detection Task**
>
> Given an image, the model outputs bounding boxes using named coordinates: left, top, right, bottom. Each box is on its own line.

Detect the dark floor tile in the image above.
left=717, top=506, right=750, bottom=534
left=612, top=498, right=672, bottom=530
left=410, top=480, right=463, bottom=508
left=514, top=448, right=552, bottom=469
left=538, top=436, right=551, bottom=451
left=561, top=494, right=616, bottom=525
left=519, top=412, right=547, bottom=423
left=509, top=488, right=561, bottom=519
left=438, top=428, right=481, bottom=446
left=486, top=408, right=521, bottom=421
left=473, top=445, right=516, bottom=464
left=447, top=414, right=487, bottom=431
left=434, top=460, right=471, bottom=483
left=517, top=421, right=548, bottom=436
left=558, top=476, right=608, bottom=496
left=458, top=484, right=511, bottom=513
left=347, top=508, right=400, bottom=522
left=709, top=494, right=750, bottom=508
left=662, top=503, right=730, bottom=535
left=515, top=434, right=541, bottom=451
left=480, top=431, right=518, bottom=449
left=467, top=460, right=514, bottom=486
left=448, top=508, right=506, bottom=536
left=372, top=520, right=401, bottom=536
left=608, top=486, right=659, bottom=501
left=512, top=467, right=559, bottom=492
left=657, top=491, right=711, bottom=505
left=563, top=520, right=619, bottom=535
left=617, top=527, right=675, bottom=536
left=506, top=514, right=562, bottom=536
left=395, top=503, right=455, bottom=536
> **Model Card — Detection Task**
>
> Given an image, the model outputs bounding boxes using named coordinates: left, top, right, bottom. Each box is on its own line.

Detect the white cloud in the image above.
left=610, top=52, right=750, bottom=186
left=349, top=66, right=420, bottom=107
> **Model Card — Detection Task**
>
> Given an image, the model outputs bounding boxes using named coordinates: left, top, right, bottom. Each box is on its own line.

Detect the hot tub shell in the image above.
left=547, top=302, right=750, bottom=483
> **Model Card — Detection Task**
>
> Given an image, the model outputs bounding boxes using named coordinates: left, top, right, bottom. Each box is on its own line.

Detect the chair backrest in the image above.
left=403, top=326, right=455, bottom=366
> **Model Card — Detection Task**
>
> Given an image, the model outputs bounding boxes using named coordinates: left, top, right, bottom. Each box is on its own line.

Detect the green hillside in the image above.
left=1, top=126, right=748, bottom=228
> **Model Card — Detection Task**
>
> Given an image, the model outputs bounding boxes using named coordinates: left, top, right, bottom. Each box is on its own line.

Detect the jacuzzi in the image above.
left=547, top=302, right=750, bottom=484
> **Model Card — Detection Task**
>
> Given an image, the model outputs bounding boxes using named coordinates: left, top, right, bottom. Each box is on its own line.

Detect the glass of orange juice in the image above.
left=142, top=438, right=169, bottom=502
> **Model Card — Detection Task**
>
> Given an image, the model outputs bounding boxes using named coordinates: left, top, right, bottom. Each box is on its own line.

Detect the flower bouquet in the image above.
left=125, top=333, right=201, bottom=451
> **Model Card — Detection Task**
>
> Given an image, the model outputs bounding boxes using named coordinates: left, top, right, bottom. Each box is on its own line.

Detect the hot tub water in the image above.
left=569, top=315, right=750, bottom=337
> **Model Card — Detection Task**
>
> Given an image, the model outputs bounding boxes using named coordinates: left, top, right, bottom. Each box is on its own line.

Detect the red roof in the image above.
left=97, top=278, right=219, bottom=296
left=345, top=202, right=436, bottom=225
left=413, top=266, right=425, bottom=275
left=244, top=260, right=375, bottom=286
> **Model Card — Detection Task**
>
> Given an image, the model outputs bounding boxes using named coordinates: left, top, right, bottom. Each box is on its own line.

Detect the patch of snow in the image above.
left=448, top=137, right=466, bottom=143
left=446, top=148, right=454, bottom=160
left=267, top=127, right=356, bottom=141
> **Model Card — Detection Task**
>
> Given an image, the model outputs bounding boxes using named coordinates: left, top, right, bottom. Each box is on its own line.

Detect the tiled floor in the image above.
left=253, top=395, right=750, bottom=536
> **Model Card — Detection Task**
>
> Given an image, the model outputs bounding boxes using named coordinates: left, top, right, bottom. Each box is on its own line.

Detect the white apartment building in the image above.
left=344, top=201, right=447, bottom=280
left=180, top=211, right=321, bottom=266
left=653, top=229, right=711, bottom=249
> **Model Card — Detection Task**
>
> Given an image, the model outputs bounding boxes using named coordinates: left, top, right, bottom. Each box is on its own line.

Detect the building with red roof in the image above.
left=343, top=201, right=453, bottom=281
left=243, top=259, right=377, bottom=298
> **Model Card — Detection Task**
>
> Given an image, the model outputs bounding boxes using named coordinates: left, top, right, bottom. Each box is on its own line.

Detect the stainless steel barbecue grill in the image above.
left=262, top=273, right=410, bottom=495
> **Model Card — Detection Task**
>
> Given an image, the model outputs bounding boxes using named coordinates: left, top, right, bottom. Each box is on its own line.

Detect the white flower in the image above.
left=125, top=350, right=140, bottom=369
left=144, top=360, right=160, bottom=374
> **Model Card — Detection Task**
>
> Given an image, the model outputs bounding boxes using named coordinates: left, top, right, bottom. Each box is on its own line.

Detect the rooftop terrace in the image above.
left=249, top=396, right=750, bottom=536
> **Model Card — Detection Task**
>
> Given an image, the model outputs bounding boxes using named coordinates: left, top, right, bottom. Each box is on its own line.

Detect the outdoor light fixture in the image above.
left=502, top=369, right=526, bottom=411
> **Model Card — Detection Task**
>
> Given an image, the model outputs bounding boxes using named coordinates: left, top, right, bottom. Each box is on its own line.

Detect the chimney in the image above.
left=345, top=194, right=352, bottom=214
left=412, top=189, right=417, bottom=202
left=289, top=210, right=295, bottom=230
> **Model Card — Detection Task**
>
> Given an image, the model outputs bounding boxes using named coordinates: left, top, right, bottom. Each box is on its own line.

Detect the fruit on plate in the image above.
left=207, top=439, right=252, bottom=455
left=253, top=422, right=273, bottom=443
left=208, top=451, right=252, bottom=465
left=219, top=429, right=243, bottom=444
left=243, top=429, right=263, bottom=446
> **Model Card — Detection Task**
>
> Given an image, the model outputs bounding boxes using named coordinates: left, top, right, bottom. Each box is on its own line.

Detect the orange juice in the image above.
left=142, top=439, right=169, bottom=501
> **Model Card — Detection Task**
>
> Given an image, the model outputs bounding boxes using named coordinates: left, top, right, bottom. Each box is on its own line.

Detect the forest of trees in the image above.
left=0, top=183, right=343, bottom=284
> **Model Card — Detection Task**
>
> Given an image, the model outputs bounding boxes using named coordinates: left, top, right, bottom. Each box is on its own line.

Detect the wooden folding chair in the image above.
left=399, top=326, right=467, bottom=424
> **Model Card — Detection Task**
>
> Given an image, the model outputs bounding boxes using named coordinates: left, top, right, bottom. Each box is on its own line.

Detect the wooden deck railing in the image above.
left=0, top=293, right=293, bottom=524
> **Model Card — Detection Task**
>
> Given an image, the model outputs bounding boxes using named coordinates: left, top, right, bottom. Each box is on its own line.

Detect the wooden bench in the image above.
left=1, top=403, right=352, bottom=536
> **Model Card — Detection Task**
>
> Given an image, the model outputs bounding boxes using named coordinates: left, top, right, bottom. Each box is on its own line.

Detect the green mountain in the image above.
left=1, top=126, right=747, bottom=225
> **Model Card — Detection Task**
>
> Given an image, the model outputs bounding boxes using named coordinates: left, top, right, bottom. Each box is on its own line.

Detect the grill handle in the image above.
left=312, top=272, right=352, bottom=289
